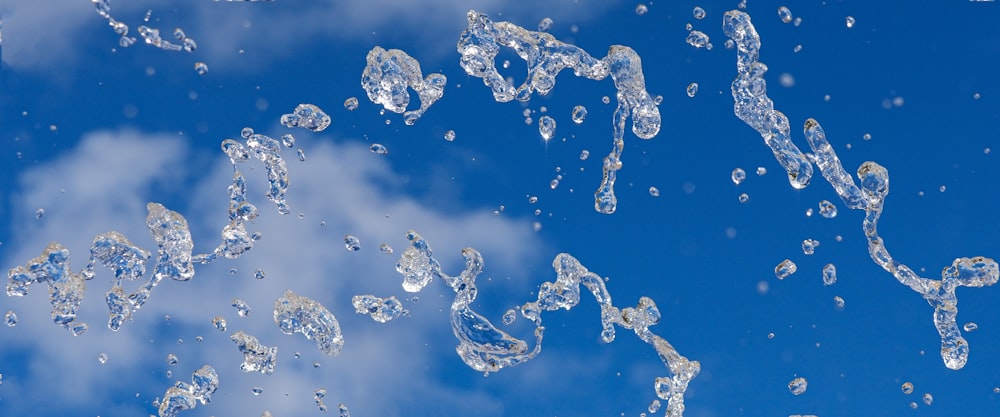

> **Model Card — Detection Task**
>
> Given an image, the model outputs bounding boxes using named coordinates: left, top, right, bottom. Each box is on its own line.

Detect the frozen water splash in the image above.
left=362, top=46, right=446, bottom=125
left=803, top=119, right=999, bottom=370
left=158, top=365, right=218, bottom=417
left=146, top=203, right=195, bottom=283
left=352, top=294, right=406, bottom=323
left=230, top=331, right=277, bottom=374
left=273, top=290, right=344, bottom=356
left=221, top=129, right=292, bottom=215
left=723, top=10, right=813, bottom=190
left=788, top=376, right=807, bottom=395
left=90, top=1, right=198, bottom=53
left=6, top=243, right=88, bottom=333
left=280, top=104, right=331, bottom=132
left=458, top=10, right=660, bottom=214
left=396, top=231, right=698, bottom=416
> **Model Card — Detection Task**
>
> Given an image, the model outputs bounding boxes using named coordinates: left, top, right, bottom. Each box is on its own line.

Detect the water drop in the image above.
left=685, top=30, right=711, bottom=48
left=845, top=16, right=855, bottom=28
left=686, top=82, right=699, bottom=97
left=579, top=150, right=590, bottom=160
left=344, top=97, right=359, bottom=111
left=902, top=382, right=914, bottom=394
left=649, top=187, right=660, bottom=197
left=444, top=130, right=456, bottom=142
left=281, top=134, right=295, bottom=148
left=787, top=377, right=807, bottom=395
left=379, top=243, right=394, bottom=254
left=833, top=296, right=845, bottom=309
left=296, top=148, right=306, bottom=162
left=778, top=6, right=793, bottom=23
left=35, top=208, right=44, bottom=219
left=802, top=239, right=819, bottom=255
left=923, top=393, right=933, bottom=406
left=731, top=168, right=746, bottom=185
left=166, top=353, right=178, bottom=365
left=692, top=6, right=706, bottom=19
left=502, top=309, right=516, bottom=325
left=232, top=298, right=251, bottom=317
left=537, top=17, right=553, bottom=31
left=571, top=105, right=588, bottom=124
left=344, top=235, right=361, bottom=251
left=818, top=200, right=838, bottom=218
left=369, top=143, right=389, bottom=155
left=4, top=310, right=16, bottom=327
left=251, top=387, right=263, bottom=396
left=98, top=353, right=108, bottom=364
left=738, top=193, right=749, bottom=203
left=775, top=259, right=797, bottom=279
left=822, top=264, right=837, bottom=286
left=254, top=268, right=265, bottom=280
left=194, top=62, right=208, bottom=75
left=963, top=322, right=978, bottom=332
left=538, top=115, right=556, bottom=140
left=635, top=4, right=648, bottom=15
left=756, top=166, right=767, bottom=176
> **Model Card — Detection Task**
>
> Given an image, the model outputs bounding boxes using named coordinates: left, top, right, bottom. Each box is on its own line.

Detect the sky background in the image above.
left=2, top=1, right=1000, bottom=416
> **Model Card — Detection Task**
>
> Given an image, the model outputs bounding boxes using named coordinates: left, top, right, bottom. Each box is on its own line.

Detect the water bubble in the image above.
left=732, top=168, right=746, bottom=185
left=910, top=402, right=918, bottom=409
left=344, top=235, right=361, bottom=251
left=778, top=6, right=793, bottom=23
left=818, top=200, right=838, bottom=218
left=692, top=6, right=706, bottom=19
left=686, top=82, right=699, bottom=97
left=538, top=115, right=556, bottom=140
left=846, top=16, right=856, bottom=28
left=738, top=193, right=749, bottom=203
left=4, top=310, right=16, bottom=327
left=775, top=259, right=797, bottom=279
left=232, top=298, right=251, bottom=317
left=444, top=130, right=456, bottom=142
left=193, top=62, right=208, bottom=75
left=601, top=96, right=610, bottom=105
left=788, top=376, right=807, bottom=395
left=369, top=144, right=389, bottom=155
left=939, top=185, right=947, bottom=193
left=902, top=382, right=914, bottom=394
left=822, top=264, right=837, bottom=286
left=963, top=322, right=978, bottom=332
left=635, top=4, right=648, bottom=15
left=571, top=105, right=588, bottom=124
left=802, top=239, right=819, bottom=255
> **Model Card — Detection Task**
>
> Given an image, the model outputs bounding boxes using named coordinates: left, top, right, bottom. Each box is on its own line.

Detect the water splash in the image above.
left=280, top=104, right=332, bottom=132
left=457, top=10, right=660, bottom=214
left=395, top=230, right=698, bottom=416
left=157, top=365, right=218, bottom=417
left=352, top=294, right=406, bottom=323
left=722, top=10, right=813, bottom=190
left=230, top=331, right=277, bottom=374
left=273, top=290, right=344, bottom=356
left=361, top=46, right=446, bottom=125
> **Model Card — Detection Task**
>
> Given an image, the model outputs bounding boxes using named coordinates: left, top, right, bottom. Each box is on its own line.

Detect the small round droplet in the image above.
left=818, top=200, right=838, bottom=218
left=579, top=150, right=590, bottom=160
left=166, top=353, right=179, bottom=366
left=738, top=193, right=749, bottom=203
left=296, top=148, right=306, bottom=162
left=444, top=130, right=456, bottom=142
left=538, top=116, right=556, bottom=140
left=778, top=6, right=793, bottom=23
left=802, top=239, right=819, bottom=255
left=901, top=382, right=914, bottom=395
left=537, top=17, right=553, bottom=31
left=756, top=166, right=767, bottom=176
left=775, top=259, right=797, bottom=279
left=686, top=82, right=699, bottom=97
left=281, top=134, right=296, bottom=148
left=251, top=387, right=263, bottom=396
left=822, top=264, right=837, bottom=286
left=787, top=376, right=807, bottom=395
left=845, top=16, right=856, bottom=28
left=194, top=62, right=208, bottom=75
left=635, top=4, right=648, bottom=15
left=649, top=187, right=660, bottom=197
left=4, top=310, right=17, bottom=327
left=35, top=209, right=45, bottom=219
left=369, top=143, right=389, bottom=155
left=602, top=96, right=610, bottom=105
left=923, top=393, right=933, bottom=406
left=963, top=322, right=978, bottom=332
left=731, top=168, right=746, bottom=185
left=344, top=97, right=359, bottom=111
left=341, top=234, right=364, bottom=252
left=502, top=309, right=517, bottom=325
left=692, top=6, right=706, bottom=19
left=254, top=269, right=265, bottom=280
left=571, top=105, right=588, bottom=124
left=379, top=243, right=394, bottom=254
left=833, top=296, right=845, bottom=309
left=98, top=353, right=108, bottom=364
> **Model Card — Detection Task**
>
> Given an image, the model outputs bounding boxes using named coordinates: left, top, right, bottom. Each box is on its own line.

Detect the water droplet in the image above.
left=344, top=97, right=359, bottom=111
left=635, top=4, right=648, bottom=15
left=549, top=178, right=560, bottom=189
left=802, top=239, right=819, bottom=255
left=845, top=16, right=856, bottom=28
left=4, top=310, right=16, bottom=327
left=686, top=82, right=699, bottom=97
left=910, top=402, right=918, bottom=409
left=738, top=193, right=749, bottom=203
left=902, top=382, right=914, bottom=394
left=502, top=309, right=517, bottom=325
left=649, top=187, right=660, bottom=197
left=35, top=208, right=44, bottom=219
left=833, top=296, right=845, bottom=309
left=818, top=200, right=838, bottom=218
left=648, top=399, right=661, bottom=413
left=166, top=353, right=178, bottom=365
left=379, top=243, right=394, bottom=254
left=254, top=269, right=265, bottom=280
left=344, top=235, right=361, bottom=251
left=775, top=259, right=797, bottom=279
left=923, top=393, right=933, bottom=406
left=788, top=376, right=807, bottom=395
left=778, top=6, right=793, bottom=23
left=692, top=6, right=706, bottom=19
left=732, top=168, right=746, bottom=185
left=369, top=143, right=389, bottom=155
left=863, top=133, right=872, bottom=140
left=822, top=264, right=837, bottom=286
left=579, top=150, right=590, bottom=160
left=686, top=30, right=711, bottom=48
left=571, top=105, right=588, bottom=124
left=963, top=322, right=978, bottom=332
left=793, top=44, right=802, bottom=53
left=281, top=134, right=295, bottom=148
left=537, top=17, right=553, bottom=31
left=528, top=196, right=538, bottom=204
left=601, top=96, right=610, bottom=105
left=444, top=130, right=456, bottom=142
left=194, top=62, right=208, bottom=75
left=296, top=148, right=306, bottom=162
left=756, top=166, right=767, bottom=176
left=98, top=353, right=108, bottom=364
left=232, top=298, right=251, bottom=317
left=251, top=387, right=263, bottom=396
left=538, top=115, right=556, bottom=140
left=280, top=103, right=331, bottom=132
left=939, top=185, right=946, bottom=193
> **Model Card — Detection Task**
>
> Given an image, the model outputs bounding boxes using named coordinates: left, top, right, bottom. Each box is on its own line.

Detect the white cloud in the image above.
left=0, top=129, right=549, bottom=416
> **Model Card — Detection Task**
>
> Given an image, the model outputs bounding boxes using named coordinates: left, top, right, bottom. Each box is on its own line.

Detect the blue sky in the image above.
left=2, top=1, right=1000, bottom=416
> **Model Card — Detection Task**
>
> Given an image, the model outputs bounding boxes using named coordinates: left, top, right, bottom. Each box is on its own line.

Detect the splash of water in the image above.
left=230, top=331, right=278, bottom=374
left=274, top=290, right=344, bottom=356
left=362, top=46, right=446, bottom=125
left=395, top=230, right=698, bottom=416
left=352, top=294, right=406, bottom=323
left=157, top=365, right=218, bottom=417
